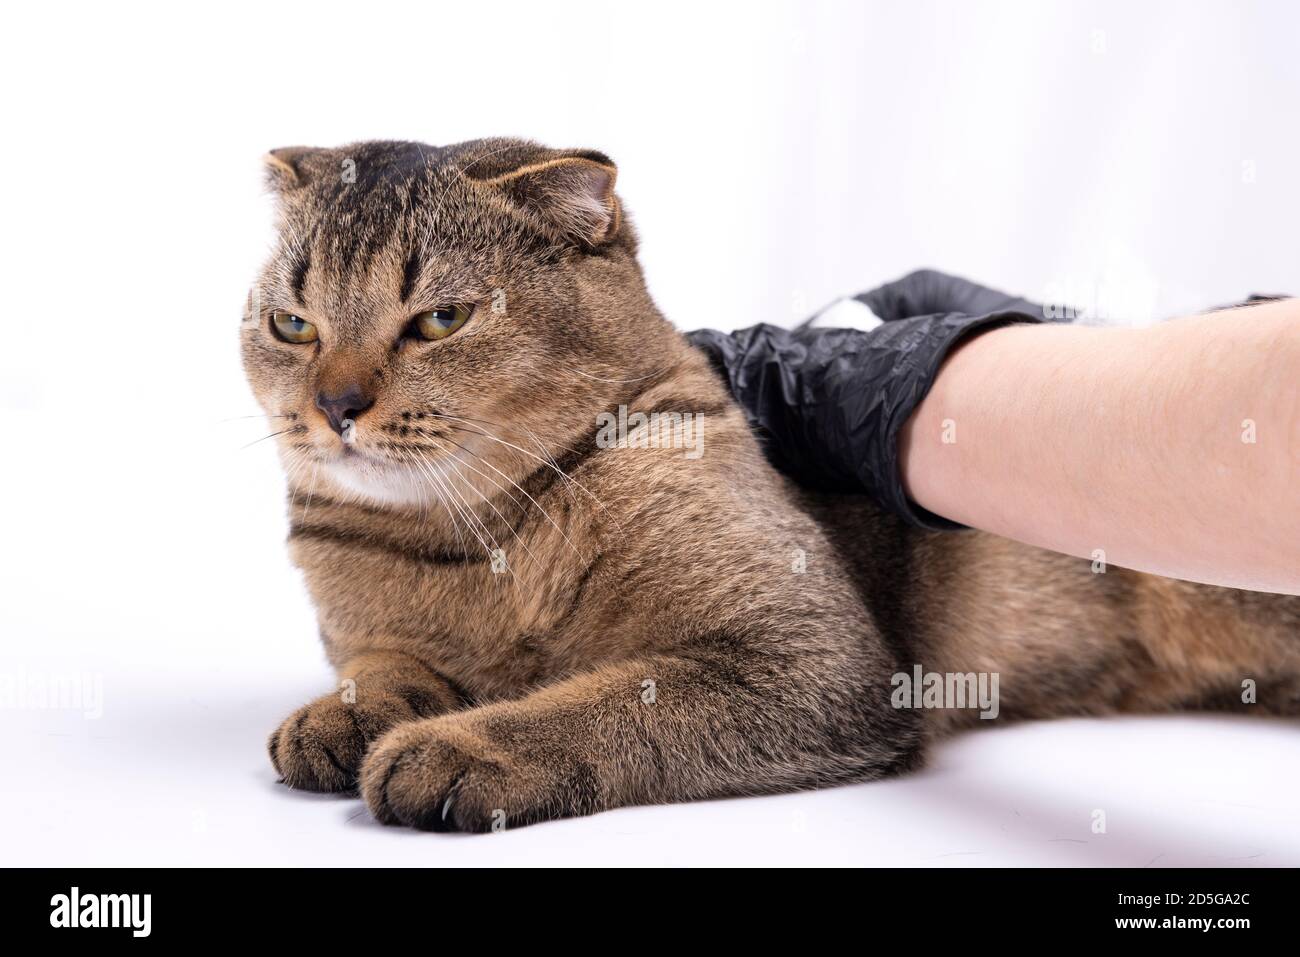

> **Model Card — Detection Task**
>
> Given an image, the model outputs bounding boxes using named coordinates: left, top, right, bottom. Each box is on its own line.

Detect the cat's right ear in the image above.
left=482, top=153, right=621, bottom=248
left=262, top=146, right=321, bottom=191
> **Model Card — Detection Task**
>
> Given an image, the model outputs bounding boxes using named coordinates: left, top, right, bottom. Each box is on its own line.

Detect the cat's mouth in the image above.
left=331, top=442, right=406, bottom=472
left=292, top=416, right=487, bottom=508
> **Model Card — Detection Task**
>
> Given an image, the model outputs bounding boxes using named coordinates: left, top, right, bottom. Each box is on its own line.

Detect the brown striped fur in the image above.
left=243, top=139, right=1300, bottom=831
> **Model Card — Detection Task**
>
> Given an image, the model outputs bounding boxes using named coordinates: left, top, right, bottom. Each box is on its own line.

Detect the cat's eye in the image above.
left=411, top=304, right=473, bottom=341
left=271, top=311, right=319, bottom=344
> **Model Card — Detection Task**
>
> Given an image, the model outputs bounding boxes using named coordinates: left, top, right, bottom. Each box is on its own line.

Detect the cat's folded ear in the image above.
left=482, top=152, right=620, bottom=248
left=262, top=146, right=324, bottom=192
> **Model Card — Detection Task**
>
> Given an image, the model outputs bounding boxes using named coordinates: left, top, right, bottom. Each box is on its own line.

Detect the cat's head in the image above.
left=242, top=138, right=669, bottom=506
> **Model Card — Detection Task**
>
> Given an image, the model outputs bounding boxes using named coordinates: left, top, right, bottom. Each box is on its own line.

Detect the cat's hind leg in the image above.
left=269, top=651, right=466, bottom=792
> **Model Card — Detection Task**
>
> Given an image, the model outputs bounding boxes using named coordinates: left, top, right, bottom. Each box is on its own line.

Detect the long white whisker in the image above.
left=284, top=450, right=310, bottom=518
left=432, top=458, right=524, bottom=589
left=414, top=456, right=469, bottom=553
left=421, top=433, right=528, bottom=511
left=422, top=429, right=586, bottom=563
left=424, top=437, right=543, bottom=572
left=430, top=413, right=626, bottom=539
left=240, top=428, right=295, bottom=450
left=436, top=460, right=506, bottom=561
left=300, top=461, right=320, bottom=525
left=570, top=365, right=672, bottom=384
left=412, top=453, right=494, bottom=563
left=425, top=413, right=609, bottom=514
left=217, top=413, right=296, bottom=425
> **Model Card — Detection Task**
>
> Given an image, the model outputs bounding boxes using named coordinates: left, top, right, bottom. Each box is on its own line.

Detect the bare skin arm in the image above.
left=900, top=298, right=1300, bottom=595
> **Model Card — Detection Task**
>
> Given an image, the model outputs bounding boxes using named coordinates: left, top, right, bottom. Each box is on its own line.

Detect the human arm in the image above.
left=900, top=299, right=1300, bottom=594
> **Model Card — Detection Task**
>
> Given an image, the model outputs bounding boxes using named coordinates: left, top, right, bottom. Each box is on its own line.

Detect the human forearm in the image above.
left=900, top=300, right=1300, bottom=594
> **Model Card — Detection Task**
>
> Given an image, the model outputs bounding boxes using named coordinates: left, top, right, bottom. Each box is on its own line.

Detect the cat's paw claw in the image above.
left=360, top=723, right=525, bottom=832
left=268, top=690, right=417, bottom=793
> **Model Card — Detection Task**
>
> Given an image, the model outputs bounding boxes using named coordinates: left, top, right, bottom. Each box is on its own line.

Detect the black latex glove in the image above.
left=687, top=269, right=1046, bottom=531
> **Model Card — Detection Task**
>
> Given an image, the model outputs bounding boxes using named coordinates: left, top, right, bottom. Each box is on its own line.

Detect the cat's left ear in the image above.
left=262, top=146, right=322, bottom=191
left=485, top=154, right=620, bottom=247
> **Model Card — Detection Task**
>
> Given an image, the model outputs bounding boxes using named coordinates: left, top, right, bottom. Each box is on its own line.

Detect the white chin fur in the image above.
left=322, top=457, right=448, bottom=507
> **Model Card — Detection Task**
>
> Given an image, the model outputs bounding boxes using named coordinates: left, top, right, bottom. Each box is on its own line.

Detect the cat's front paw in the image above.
left=359, top=717, right=597, bottom=831
left=269, top=686, right=438, bottom=792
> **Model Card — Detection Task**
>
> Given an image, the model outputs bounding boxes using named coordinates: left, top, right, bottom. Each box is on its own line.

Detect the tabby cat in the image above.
left=243, top=139, right=1300, bottom=831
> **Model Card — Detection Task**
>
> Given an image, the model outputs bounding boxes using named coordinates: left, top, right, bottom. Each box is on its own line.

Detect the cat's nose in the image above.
left=315, top=385, right=374, bottom=436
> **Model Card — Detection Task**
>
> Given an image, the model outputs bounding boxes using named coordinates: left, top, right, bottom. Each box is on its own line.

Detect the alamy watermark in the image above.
left=0, top=669, right=103, bottom=719
left=50, top=887, right=150, bottom=937
left=891, top=665, right=1000, bottom=719
left=595, top=405, right=705, bottom=459
left=1041, top=276, right=1159, bottom=325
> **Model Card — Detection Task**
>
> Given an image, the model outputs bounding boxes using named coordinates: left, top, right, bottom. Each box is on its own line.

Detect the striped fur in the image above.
left=244, top=139, right=1300, bottom=831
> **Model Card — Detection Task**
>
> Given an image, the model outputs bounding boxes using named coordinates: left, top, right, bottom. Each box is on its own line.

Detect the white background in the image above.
left=2, top=0, right=1297, bottom=866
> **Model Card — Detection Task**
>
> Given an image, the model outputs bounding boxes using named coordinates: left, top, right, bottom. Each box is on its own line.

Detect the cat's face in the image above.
left=242, top=139, right=654, bottom=506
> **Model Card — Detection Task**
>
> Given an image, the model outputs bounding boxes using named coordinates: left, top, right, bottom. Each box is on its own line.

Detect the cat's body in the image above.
left=245, top=138, right=1300, bottom=830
